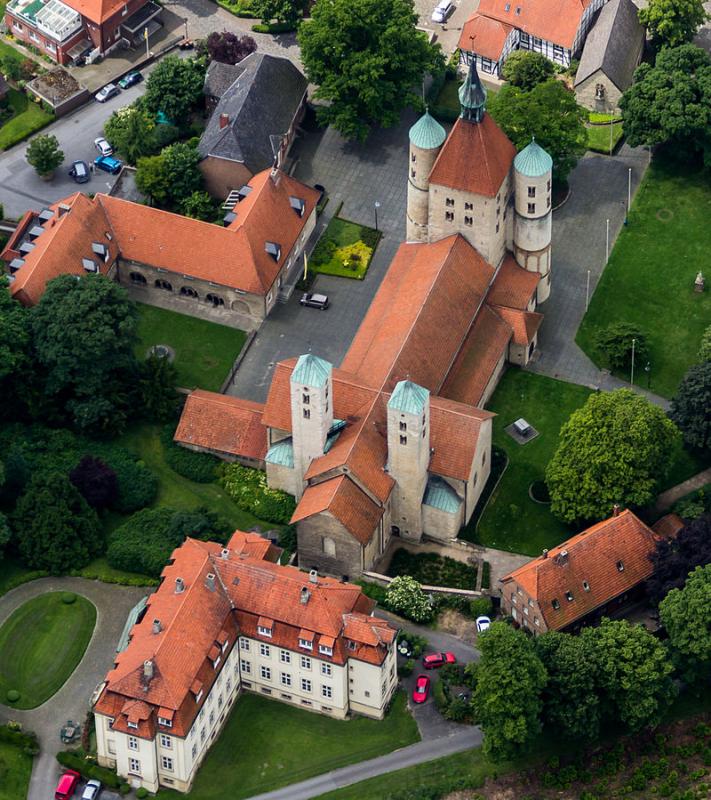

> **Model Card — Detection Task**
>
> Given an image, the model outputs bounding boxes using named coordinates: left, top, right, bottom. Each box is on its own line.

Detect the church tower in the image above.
left=290, top=354, right=333, bottom=499
left=387, top=380, right=430, bottom=542
left=513, top=138, right=553, bottom=303
left=406, top=110, right=446, bottom=242
left=458, top=58, right=487, bottom=123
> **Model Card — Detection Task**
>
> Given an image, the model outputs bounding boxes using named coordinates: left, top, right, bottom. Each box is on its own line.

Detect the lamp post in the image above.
left=645, top=362, right=651, bottom=388
left=625, top=167, right=631, bottom=225
left=630, top=338, right=636, bottom=386
left=183, top=17, right=189, bottom=40
left=374, top=201, right=381, bottom=232
left=605, top=218, right=610, bottom=263
left=585, top=269, right=591, bottom=311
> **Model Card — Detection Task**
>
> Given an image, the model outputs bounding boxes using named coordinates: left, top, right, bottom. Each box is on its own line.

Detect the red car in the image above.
left=423, top=651, right=457, bottom=669
left=412, top=674, right=431, bottom=704
left=55, top=770, right=81, bottom=800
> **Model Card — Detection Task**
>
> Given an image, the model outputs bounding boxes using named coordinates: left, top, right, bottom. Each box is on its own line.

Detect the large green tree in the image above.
left=659, top=564, right=711, bottom=684
left=30, top=275, right=138, bottom=436
left=620, top=45, right=711, bottom=166
left=669, top=361, right=711, bottom=452
left=26, top=134, right=64, bottom=178
left=582, top=619, right=675, bottom=731
left=535, top=631, right=600, bottom=741
left=0, top=276, right=31, bottom=411
left=648, top=513, right=711, bottom=605
left=12, top=472, right=101, bottom=573
left=298, top=0, right=443, bottom=141
left=104, top=105, right=156, bottom=165
left=639, top=0, right=708, bottom=49
left=136, top=143, right=202, bottom=210
left=143, top=55, right=204, bottom=123
left=546, top=389, right=680, bottom=524
left=473, top=622, right=547, bottom=760
left=488, top=79, right=587, bottom=182
left=501, top=51, right=555, bottom=91
left=259, top=0, right=308, bottom=26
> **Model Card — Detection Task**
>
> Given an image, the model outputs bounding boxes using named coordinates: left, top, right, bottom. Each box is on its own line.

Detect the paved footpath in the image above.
left=654, top=468, right=711, bottom=513
left=0, top=577, right=148, bottom=800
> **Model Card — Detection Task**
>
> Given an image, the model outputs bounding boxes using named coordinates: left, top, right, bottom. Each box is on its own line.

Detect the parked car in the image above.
left=94, top=155, right=123, bottom=175
left=431, top=0, right=454, bottom=23
left=475, top=616, right=491, bottom=633
left=423, top=652, right=456, bottom=669
left=81, top=779, right=102, bottom=800
left=68, top=160, right=90, bottom=184
left=300, top=292, right=329, bottom=310
left=94, top=136, right=113, bottom=156
left=412, top=675, right=431, bottom=704
left=54, top=770, right=81, bottom=800
left=118, top=70, right=142, bottom=89
left=95, top=83, right=119, bottom=103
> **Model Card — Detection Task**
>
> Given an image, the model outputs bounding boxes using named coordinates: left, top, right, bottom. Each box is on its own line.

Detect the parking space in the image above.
left=415, top=0, right=478, bottom=55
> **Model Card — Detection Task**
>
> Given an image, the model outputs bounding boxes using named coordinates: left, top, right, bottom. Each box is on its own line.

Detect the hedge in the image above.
left=160, top=425, right=219, bottom=483
left=69, top=568, right=159, bottom=587
left=0, top=724, right=39, bottom=755
left=0, top=569, right=49, bottom=597
left=57, top=750, right=122, bottom=789
left=251, top=21, right=296, bottom=33
left=220, top=463, right=296, bottom=524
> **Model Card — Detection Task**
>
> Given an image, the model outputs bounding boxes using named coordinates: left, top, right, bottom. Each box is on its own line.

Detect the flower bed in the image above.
left=385, top=548, right=477, bottom=590
left=308, top=217, right=380, bottom=280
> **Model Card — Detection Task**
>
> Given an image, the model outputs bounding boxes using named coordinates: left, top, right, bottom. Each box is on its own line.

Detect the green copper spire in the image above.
left=459, top=60, right=487, bottom=123
left=514, top=136, right=553, bottom=177
left=409, top=109, right=446, bottom=150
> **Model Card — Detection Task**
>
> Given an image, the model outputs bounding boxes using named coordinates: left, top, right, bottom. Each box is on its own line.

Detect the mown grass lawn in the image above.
left=309, top=217, right=380, bottom=280
left=577, top=160, right=711, bottom=398
left=0, top=89, right=54, bottom=151
left=0, top=592, right=96, bottom=708
left=159, top=691, right=418, bottom=799
left=135, top=304, right=246, bottom=391
left=0, top=739, right=32, bottom=800
left=586, top=122, right=624, bottom=154
left=116, top=423, right=275, bottom=533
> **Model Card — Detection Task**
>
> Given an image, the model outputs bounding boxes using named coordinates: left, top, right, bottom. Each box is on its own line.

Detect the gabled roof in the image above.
left=486, top=255, right=540, bottom=310
left=458, top=14, right=513, bottom=60
left=501, top=510, right=669, bottom=630
left=292, top=353, right=331, bottom=387
left=491, top=304, right=543, bottom=345
left=198, top=53, right=307, bottom=173
left=174, top=389, right=267, bottom=462
left=64, top=0, right=127, bottom=23
left=428, top=115, right=516, bottom=198
left=203, top=60, right=244, bottom=100
left=574, top=0, right=645, bottom=92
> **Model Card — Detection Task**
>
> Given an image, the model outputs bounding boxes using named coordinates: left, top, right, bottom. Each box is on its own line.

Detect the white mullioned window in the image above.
left=129, top=758, right=140, bottom=774
left=161, top=756, right=173, bottom=772
left=159, top=734, right=171, bottom=748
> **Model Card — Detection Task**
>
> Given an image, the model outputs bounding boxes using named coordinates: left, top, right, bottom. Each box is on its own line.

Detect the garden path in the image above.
left=0, top=577, right=148, bottom=800
left=653, top=468, right=711, bottom=514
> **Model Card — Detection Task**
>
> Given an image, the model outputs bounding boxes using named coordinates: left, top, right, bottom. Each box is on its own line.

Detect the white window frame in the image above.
left=300, top=656, right=311, bottom=670
left=321, top=685, right=333, bottom=699
left=318, top=645, right=333, bottom=657
left=259, top=643, right=271, bottom=657
left=240, top=659, right=251, bottom=673
left=301, top=678, right=312, bottom=693
left=260, top=665, right=272, bottom=681
left=127, top=736, right=138, bottom=751
left=257, top=625, right=273, bottom=638
left=212, top=655, right=221, bottom=669
left=239, top=637, right=250, bottom=651
left=158, top=717, right=172, bottom=728
left=161, top=756, right=173, bottom=772
left=129, top=758, right=141, bottom=774
left=159, top=734, right=172, bottom=749
left=321, top=663, right=332, bottom=676
left=299, top=638, right=313, bottom=650
left=280, top=672, right=292, bottom=687
left=280, top=650, right=291, bottom=664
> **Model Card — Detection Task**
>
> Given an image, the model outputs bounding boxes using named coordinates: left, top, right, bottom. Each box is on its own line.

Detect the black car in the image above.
left=300, top=292, right=329, bottom=310
left=68, top=160, right=90, bottom=184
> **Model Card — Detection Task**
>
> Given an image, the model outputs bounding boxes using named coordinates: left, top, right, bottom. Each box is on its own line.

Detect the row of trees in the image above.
left=670, top=325, right=711, bottom=454
left=474, top=561, right=711, bottom=760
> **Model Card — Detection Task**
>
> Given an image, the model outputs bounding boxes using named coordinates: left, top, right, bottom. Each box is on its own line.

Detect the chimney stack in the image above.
left=219, top=113, right=230, bottom=129
left=300, top=587, right=310, bottom=605
left=542, top=549, right=548, bottom=559
left=205, top=572, right=216, bottom=592
left=143, top=659, right=154, bottom=681
left=152, top=618, right=162, bottom=635
left=612, top=503, right=621, bottom=517
left=57, top=203, right=71, bottom=218
left=558, top=549, right=569, bottom=565
left=175, top=577, right=185, bottom=594
left=220, top=548, right=230, bottom=560
left=309, top=569, right=318, bottom=585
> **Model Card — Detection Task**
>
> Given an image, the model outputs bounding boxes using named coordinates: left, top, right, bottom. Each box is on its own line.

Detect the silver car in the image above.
left=81, top=779, right=101, bottom=800
left=95, top=83, right=119, bottom=103
left=431, top=0, right=454, bottom=22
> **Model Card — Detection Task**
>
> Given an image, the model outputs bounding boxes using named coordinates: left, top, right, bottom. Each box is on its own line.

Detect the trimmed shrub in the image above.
left=61, top=592, right=77, bottom=604
left=136, top=788, right=149, bottom=799
left=385, top=576, right=434, bottom=623
left=220, top=463, right=296, bottom=524
left=119, top=784, right=131, bottom=796
left=469, top=598, right=493, bottom=619
left=109, top=456, right=158, bottom=514
left=160, top=425, right=219, bottom=483
left=6, top=690, right=20, bottom=703
left=0, top=723, right=39, bottom=755
left=56, top=751, right=122, bottom=789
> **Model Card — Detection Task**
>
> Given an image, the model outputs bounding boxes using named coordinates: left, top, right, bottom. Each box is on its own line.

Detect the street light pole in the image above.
left=626, top=167, right=632, bottom=225
left=585, top=269, right=591, bottom=311
left=630, top=338, right=636, bottom=385
left=374, top=201, right=381, bottom=232
left=645, top=362, right=651, bottom=388
left=184, top=17, right=189, bottom=39
left=605, top=218, right=610, bottom=263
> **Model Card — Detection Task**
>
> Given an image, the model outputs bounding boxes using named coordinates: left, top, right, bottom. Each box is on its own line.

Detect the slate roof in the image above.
left=574, top=0, right=645, bottom=92
left=198, top=53, right=307, bottom=174
left=203, top=60, right=244, bottom=100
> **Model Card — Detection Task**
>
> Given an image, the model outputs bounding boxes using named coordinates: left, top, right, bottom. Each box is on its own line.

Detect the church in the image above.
left=175, top=63, right=554, bottom=580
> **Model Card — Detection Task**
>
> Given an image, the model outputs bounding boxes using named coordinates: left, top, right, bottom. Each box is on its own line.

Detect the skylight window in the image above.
left=289, top=196, right=305, bottom=217
left=82, top=258, right=98, bottom=273
left=265, top=241, right=281, bottom=261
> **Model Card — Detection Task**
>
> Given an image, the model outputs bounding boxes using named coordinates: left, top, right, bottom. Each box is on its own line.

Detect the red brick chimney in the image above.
left=612, top=503, right=621, bottom=517
left=219, top=113, right=230, bottom=129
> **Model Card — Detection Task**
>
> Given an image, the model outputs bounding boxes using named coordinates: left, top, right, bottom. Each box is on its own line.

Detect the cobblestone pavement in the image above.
left=0, top=578, right=149, bottom=800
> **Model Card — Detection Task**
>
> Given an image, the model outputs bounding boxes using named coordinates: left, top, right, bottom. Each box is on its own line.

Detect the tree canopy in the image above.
left=104, top=105, right=158, bottom=165
left=259, top=0, right=308, bottom=26
left=30, top=275, right=138, bottom=436
left=639, top=0, right=708, bottom=49
left=298, top=0, right=443, bottom=141
left=546, top=389, right=680, bottom=524
left=669, top=360, right=711, bottom=452
left=593, top=322, right=650, bottom=371
left=699, top=325, right=711, bottom=361
left=501, top=51, right=555, bottom=91
left=136, top=143, right=202, bottom=210
left=69, top=455, right=118, bottom=510
left=473, top=622, right=547, bottom=760
left=659, top=564, right=711, bottom=684
left=143, top=56, right=204, bottom=122
left=582, top=619, right=675, bottom=732
left=385, top=575, right=434, bottom=623
left=205, top=31, right=257, bottom=64
left=0, top=276, right=31, bottom=411
left=647, top=512, right=711, bottom=605
left=488, top=79, right=587, bottom=183
left=26, top=134, right=64, bottom=177
left=11, top=472, right=101, bottom=573
left=620, top=45, right=711, bottom=167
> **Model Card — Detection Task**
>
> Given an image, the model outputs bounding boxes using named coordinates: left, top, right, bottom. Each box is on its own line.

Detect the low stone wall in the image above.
left=361, top=571, right=484, bottom=597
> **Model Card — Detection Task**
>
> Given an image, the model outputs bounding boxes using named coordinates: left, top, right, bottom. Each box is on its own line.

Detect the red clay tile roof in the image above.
left=486, top=255, right=540, bottom=310
left=464, top=0, right=594, bottom=51
left=459, top=14, right=513, bottom=59
left=651, top=513, right=685, bottom=540
left=291, top=476, right=385, bottom=545
left=174, top=389, right=267, bottom=462
left=501, top=510, right=664, bottom=630
left=65, top=0, right=128, bottom=23
left=429, top=397, right=493, bottom=480
left=226, top=530, right=281, bottom=562
left=491, top=304, right=543, bottom=345
left=440, top=304, right=512, bottom=407
left=341, top=235, right=495, bottom=393
left=429, top=116, right=516, bottom=198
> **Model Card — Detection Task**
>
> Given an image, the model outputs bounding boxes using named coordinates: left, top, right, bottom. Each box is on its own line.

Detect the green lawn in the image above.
left=135, top=304, right=247, bottom=391
left=0, top=739, right=32, bottom=800
left=0, top=592, right=96, bottom=708
left=116, top=423, right=275, bottom=532
left=159, top=691, right=418, bottom=799
left=465, top=369, right=591, bottom=555
left=587, top=122, right=624, bottom=154
left=309, top=217, right=380, bottom=280
left=577, top=160, right=711, bottom=398
left=0, top=89, right=54, bottom=151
